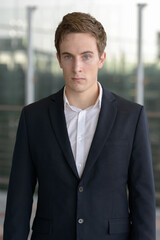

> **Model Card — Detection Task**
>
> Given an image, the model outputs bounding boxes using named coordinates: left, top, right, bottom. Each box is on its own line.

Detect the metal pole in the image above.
left=25, top=6, right=36, bottom=105
left=136, top=3, right=147, bottom=105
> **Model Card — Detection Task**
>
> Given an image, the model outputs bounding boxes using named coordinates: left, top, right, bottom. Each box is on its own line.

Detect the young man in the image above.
left=4, top=12, right=155, bottom=240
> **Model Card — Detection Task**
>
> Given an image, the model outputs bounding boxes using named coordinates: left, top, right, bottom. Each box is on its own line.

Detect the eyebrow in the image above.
left=61, top=51, right=94, bottom=56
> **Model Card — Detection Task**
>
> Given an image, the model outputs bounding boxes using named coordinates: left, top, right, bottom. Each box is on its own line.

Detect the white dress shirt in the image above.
left=64, top=83, right=102, bottom=178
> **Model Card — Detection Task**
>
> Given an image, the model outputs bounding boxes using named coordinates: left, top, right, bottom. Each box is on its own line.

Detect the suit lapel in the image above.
left=81, top=88, right=117, bottom=182
left=48, top=87, right=117, bottom=182
left=48, top=89, right=80, bottom=180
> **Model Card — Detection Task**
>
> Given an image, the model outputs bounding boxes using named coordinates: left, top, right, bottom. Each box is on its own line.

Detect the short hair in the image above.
left=55, top=12, right=107, bottom=57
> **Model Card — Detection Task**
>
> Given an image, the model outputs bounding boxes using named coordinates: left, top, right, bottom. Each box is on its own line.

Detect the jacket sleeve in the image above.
left=128, top=106, right=156, bottom=240
left=3, top=108, right=37, bottom=240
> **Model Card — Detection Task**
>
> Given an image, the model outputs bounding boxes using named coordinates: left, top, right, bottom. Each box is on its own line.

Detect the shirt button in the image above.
left=78, top=136, right=82, bottom=141
left=78, top=218, right=84, bottom=224
left=79, top=186, right=83, bottom=192
left=78, top=163, right=82, bottom=168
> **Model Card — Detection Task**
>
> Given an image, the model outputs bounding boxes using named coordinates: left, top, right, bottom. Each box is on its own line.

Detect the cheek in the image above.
left=86, top=63, right=99, bottom=73
left=62, top=67, right=72, bottom=79
left=85, top=58, right=100, bottom=68
left=61, top=63, right=71, bottom=73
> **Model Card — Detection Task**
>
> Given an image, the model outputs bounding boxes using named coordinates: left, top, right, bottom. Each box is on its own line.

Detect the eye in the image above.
left=64, top=55, right=72, bottom=60
left=83, top=55, right=90, bottom=60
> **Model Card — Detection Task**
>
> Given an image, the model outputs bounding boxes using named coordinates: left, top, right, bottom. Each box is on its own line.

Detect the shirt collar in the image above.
left=63, top=82, right=102, bottom=112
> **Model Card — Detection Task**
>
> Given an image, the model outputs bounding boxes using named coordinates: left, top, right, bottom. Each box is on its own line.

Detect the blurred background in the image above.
left=0, top=0, right=160, bottom=239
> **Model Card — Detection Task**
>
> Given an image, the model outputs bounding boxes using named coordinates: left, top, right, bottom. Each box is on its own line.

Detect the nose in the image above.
left=73, top=58, right=82, bottom=73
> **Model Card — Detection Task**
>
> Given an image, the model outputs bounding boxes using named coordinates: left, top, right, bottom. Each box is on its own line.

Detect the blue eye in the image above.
left=65, top=56, right=72, bottom=60
left=84, top=55, right=89, bottom=60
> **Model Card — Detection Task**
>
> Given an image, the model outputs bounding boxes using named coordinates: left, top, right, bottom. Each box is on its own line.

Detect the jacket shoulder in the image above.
left=103, top=87, right=143, bottom=113
left=22, top=88, right=63, bottom=114
left=113, top=92, right=142, bottom=110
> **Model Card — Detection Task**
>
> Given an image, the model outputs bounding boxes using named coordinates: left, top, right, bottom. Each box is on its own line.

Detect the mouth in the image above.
left=72, top=77, right=85, bottom=81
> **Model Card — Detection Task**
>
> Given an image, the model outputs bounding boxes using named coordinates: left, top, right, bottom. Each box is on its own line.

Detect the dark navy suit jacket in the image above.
left=4, top=87, right=156, bottom=240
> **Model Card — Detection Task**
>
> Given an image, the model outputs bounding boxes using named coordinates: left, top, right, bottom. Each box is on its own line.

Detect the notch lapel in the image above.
left=81, top=88, right=117, bottom=182
left=48, top=89, right=80, bottom=180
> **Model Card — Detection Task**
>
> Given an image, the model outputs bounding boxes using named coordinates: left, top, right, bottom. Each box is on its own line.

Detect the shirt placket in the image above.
left=76, top=110, right=86, bottom=177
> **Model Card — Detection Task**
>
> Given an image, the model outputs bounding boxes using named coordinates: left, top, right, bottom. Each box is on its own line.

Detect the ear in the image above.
left=98, top=52, right=106, bottom=69
left=56, top=53, right=62, bottom=68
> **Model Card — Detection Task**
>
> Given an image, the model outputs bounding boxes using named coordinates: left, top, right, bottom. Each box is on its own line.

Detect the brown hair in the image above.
left=55, top=12, right=107, bottom=57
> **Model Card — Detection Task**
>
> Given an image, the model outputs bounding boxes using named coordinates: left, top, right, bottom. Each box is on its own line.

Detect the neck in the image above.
left=65, top=83, right=99, bottom=109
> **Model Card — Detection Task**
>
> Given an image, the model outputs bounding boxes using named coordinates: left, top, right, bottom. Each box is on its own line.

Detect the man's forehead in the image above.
left=59, top=33, right=98, bottom=53
left=61, top=32, right=96, bottom=44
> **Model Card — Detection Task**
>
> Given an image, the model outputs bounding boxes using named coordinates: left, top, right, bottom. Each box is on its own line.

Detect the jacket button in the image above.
left=79, top=186, right=83, bottom=192
left=78, top=218, right=84, bottom=224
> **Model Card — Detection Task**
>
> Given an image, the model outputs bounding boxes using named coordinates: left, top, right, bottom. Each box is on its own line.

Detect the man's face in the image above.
left=57, top=33, right=106, bottom=95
